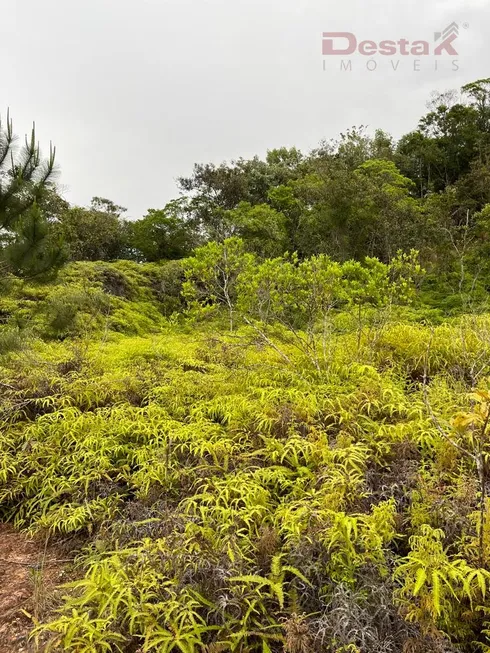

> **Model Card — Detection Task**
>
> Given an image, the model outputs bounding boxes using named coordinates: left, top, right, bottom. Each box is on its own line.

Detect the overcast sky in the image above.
left=2, top=0, right=489, bottom=218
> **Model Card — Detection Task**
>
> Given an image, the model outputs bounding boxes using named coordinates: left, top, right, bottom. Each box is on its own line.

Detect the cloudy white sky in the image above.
left=2, top=0, right=489, bottom=218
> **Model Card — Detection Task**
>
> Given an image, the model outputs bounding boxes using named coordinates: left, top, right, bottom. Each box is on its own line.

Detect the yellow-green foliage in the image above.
left=3, top=264, right=490, bottom=652
left=0, top=259, right=184, bottom=345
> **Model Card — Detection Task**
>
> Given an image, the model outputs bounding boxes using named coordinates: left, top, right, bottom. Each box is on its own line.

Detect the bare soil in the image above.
left=0, top=525, right=67, bottom=653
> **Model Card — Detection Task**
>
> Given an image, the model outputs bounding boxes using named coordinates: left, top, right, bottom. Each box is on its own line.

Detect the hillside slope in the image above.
left=1, top=262, right=490, bottom=652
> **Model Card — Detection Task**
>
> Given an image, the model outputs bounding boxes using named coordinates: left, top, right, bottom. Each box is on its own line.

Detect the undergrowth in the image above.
left=2, top=260, right=490, bottom=651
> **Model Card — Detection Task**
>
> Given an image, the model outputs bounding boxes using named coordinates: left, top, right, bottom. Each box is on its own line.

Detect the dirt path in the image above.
left=0, top=525, right=66, bottom=653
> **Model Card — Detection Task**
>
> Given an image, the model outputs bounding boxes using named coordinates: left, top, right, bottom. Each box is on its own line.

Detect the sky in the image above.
left=2, top=0, right=489, bottom=219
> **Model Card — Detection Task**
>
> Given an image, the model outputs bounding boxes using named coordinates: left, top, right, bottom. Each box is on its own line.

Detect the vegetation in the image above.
left=0, top=112, right=64, bottom=278
left=4, top=80, right=490, bottom=651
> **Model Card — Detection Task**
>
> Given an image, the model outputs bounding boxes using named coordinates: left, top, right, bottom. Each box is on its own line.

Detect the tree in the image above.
left=54, top=197, right=127, bottom=261
left=182, top=237, right=255, bottom=330
left=353, top=159, right=424, bottom=261
left=462, top=78, right=490, bottom=132
left=129, top=200, right=198, bottom=262
left=292, top=159, right=423, bottom=262
left=221, top=202, right=288, bottom=258
left=293, top=167, right=365, bottom=260
left=0, top=111, right=56, bottom=226
left=237, top=249, right=422, bottom=368
left=0, top=111, right=63, bottom=276
left=396, top=81, right=490, bottom=195
left=267, top=185, right=306, bottom=253
left=2, top=204, right=66, bottom=279
left=178, top=150, right=306, bottom=240
left=237, top=253, right=345, bottom=368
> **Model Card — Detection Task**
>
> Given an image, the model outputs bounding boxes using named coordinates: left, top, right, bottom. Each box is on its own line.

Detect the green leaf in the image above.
left=413, top=568, right=427, bottom=596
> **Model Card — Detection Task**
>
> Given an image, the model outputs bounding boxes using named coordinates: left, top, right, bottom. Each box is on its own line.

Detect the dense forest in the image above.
left=2, top=79, right=490, bottom=652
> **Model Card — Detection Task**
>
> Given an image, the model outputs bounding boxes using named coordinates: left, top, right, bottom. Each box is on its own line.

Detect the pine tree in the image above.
left=0, top=110, right=65, bottom=277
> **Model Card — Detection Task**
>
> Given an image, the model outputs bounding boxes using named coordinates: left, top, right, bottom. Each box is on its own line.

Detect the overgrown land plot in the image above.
left=1, top=254, right=490, bottom=653
left=3, top=79, right=490, bottom=651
